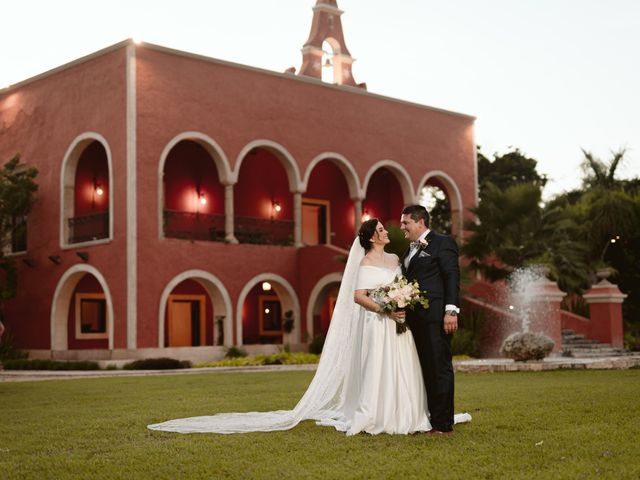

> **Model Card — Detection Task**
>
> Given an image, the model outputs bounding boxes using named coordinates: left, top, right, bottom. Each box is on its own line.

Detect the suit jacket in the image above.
left=401, top=230, right=460, bottom=324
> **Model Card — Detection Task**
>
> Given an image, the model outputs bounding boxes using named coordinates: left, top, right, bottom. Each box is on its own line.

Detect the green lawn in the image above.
left=1, top=369, right=639, bottom=479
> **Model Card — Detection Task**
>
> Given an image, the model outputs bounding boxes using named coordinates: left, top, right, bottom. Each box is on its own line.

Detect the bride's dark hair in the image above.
left=357, top=218, right=380, bottom=252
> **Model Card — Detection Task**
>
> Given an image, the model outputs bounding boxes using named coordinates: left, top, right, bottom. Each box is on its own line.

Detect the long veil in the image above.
left=148, top=238, right=367, bottom=433
left=148, top=239, right=472, bottom=434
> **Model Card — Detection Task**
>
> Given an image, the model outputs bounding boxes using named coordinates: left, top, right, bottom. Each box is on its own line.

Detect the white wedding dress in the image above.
left=148, top=240, right=471, bottom=435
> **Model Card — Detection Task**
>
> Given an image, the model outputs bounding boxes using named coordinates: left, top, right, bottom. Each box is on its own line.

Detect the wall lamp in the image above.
left=76, top=251, right=89, bottom=261
left=262, top=281, right=272, bottom=291
left=272, top=200, right=282, bottom=213
left=48, top=255, right=61, bottom=265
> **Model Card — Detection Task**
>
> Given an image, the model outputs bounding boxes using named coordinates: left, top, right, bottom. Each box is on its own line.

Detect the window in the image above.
left=75, top=293, right=108, bottom=340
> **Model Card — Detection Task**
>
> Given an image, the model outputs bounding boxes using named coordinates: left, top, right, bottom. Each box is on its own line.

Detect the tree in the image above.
left=461, top=183, right=590, bottom=293
left=477, top=147, right=547, bottom=195
left=0, top=154, right=38, bottom=325
left=580, top=148, right=625, bottom=190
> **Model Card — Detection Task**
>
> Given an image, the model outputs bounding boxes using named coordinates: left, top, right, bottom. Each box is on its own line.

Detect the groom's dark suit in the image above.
left=401, top=230, right=460, bottom=432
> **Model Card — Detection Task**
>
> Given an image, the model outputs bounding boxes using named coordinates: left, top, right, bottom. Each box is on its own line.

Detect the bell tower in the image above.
left=298, top=0, right=365, bottom=88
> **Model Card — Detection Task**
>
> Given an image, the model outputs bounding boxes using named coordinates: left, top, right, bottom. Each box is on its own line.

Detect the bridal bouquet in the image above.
left=369, top=275, right=429, bottom=334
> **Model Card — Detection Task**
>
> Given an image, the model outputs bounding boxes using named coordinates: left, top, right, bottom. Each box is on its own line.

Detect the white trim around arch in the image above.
left=301, top=152, right=361, bottom=200
left=236, top=273, right=301, bottom=345
left=50, top=264, right=115, bottom=351
left=233, top=140, right=302, bottom=193
left=417, top=170, right=465, bottom=238
left=157, top=131, right=233, bottom=239
left=59, top=132, right=114, bottom=249
left=305, top=272, right=343, bottom=338
left=362, top=160, right=416, bottom=205
left=157, top=270, right=234, bottom=348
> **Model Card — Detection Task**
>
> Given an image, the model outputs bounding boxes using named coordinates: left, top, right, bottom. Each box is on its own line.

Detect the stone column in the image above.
left=583, top=269, right=627, bottom=348
left=293, top=192, right=303, bottom=247
left=223, top=183, right=238, bottom=244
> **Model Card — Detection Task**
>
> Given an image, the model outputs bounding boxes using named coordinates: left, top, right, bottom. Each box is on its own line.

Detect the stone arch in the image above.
left=157, top=270, right=233, bottom=348
left=417, top=170, right=464, bottom=238
left=362, top=160, right=415, bottom=206
left=302, top=152, right=361, bottom=199
left=60, top=132, right=114, bottom=248
left=233, top=140, right=302, bottom=193
left=158, top=132, right=232, bottom=239
left=306, top=272, right=342, bottom=337
left=236, top=273, right=301, bottom=345
left=50, top=264, right=115, bottom=351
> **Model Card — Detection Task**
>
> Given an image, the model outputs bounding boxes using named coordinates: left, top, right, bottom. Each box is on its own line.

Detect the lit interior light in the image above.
left=509, top=305, right=514, bottom=310
left=265, top=308, right=270, bottom=314
left=273, top=201, right=282, bottom=213
left=199, top=193, right=207, bottom=205
left=610, top=239, right=616, bottom=243
left=362, top=211, right=371, bottom=222
left=95, top=185, right=104, bottom=196
left=262, top=282, right=272, bottom=291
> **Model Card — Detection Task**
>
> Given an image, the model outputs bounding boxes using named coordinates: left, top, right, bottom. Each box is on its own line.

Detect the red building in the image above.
left=0, top=1, right=476, bottom=362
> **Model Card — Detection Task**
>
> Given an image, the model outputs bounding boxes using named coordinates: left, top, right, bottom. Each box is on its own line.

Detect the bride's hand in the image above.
left=390, top=310, right=405, bottom=322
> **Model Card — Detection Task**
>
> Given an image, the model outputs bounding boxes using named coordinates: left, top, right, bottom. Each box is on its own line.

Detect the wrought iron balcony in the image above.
left=68, top=212, right=109, bottom=244
left=163, top=210, right=226, bottom=242
left=235, top=215, right=294, bottom=246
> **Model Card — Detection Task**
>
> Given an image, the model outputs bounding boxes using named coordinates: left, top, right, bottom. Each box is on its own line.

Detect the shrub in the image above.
left=195, top=352, right=320, bottom=368
left=122, top=358, right=191, bottom=370
left=225, top=346, right=248, bottom=358
left=2, top=359, right=99, bottom=370
left=451, top=329, right=477, bottom=356
left=501, top=332, right=554, bottom=361
left=0, top=332, right=28, bottom=361
left=309, top=335, right=325, bottom=355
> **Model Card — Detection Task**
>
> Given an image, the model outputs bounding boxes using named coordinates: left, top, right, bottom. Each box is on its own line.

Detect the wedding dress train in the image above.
left=148, top=240, right=471, bottom=434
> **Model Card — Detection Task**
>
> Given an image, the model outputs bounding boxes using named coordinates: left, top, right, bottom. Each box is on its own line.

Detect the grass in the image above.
left=1, top=369, right=639, bottom=479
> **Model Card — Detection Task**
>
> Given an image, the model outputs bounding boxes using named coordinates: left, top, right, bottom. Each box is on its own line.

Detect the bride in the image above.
left=148, top=219, right=471, bottom=435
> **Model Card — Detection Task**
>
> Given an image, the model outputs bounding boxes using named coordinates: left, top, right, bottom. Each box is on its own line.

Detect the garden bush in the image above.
left=122, top=357, right=191, bottom=370
left=2, top=359, right=99, bottom=370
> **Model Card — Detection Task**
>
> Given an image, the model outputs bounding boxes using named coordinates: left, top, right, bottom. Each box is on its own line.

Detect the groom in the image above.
left=400, top=205, right=460, bottom=434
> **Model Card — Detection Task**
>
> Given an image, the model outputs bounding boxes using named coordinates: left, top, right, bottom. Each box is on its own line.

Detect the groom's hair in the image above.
left=402, top=205, right=430, bottom=227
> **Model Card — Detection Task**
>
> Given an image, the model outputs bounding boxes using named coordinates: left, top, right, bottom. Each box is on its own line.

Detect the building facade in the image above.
left=0, top=1, right=476, bottom=361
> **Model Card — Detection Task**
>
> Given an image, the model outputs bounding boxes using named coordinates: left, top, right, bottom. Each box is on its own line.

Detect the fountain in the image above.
left=500, top=265, right=564, bottom=361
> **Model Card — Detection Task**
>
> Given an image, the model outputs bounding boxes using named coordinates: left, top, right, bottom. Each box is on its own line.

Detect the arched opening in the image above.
left=62, top=136, right=112, bottom=246
left=312, top=282, right=340, bottom=338
left=237, top=275, right=300, bottom=346
left=321, top=40, right=335, bottom=83
left=162, top=140, right=225, bottom=242
left=51, top=265, right=114, bottom=351
left=234, top=147, right=294, bottom=245
left=158, top=270, right=232, bottom=348
left=419, top=181, right=452, bottom=234
left=363, top=167, right=406, bottom=226
left=304, top=158, right=355, bottom=249
left=417, top=171, right=464, bottom=238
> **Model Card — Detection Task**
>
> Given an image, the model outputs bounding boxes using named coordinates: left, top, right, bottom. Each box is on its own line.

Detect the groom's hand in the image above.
left=443, top=313, right=458, bottom=334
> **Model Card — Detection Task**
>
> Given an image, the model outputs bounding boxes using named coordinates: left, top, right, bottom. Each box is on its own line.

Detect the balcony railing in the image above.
left=68, top=212, right=109, bottom=244
left=163, top=210, right=226, bottom=242
left=235, top=215, right=294, bottom=246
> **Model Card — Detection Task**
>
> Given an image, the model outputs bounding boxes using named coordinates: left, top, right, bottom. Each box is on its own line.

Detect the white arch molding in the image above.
left=50, top=264, right=115, bottom=351
left=305, top=272, right=343, bottom=338
left=233, top=139, right=303, bottom=193
left=157, top=132, right=233, bottom=239
left=302, top=152, right=362, bottom=200
left=157, top=270, right=234, bottom=348
left=59, top=132, right=114, bottom=249
left=417, top=170, right=465, bottom=238
left=236, top=273, right=301, bottom=345
left=362, top=160, right=416, bottom=206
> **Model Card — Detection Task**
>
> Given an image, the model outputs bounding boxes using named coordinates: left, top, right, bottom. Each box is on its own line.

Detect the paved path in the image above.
left=1, top=355, right=639, bottom=382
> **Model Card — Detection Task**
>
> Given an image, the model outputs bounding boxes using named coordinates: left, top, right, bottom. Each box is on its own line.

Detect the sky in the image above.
left=2, top=0, right=638, bottom=198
